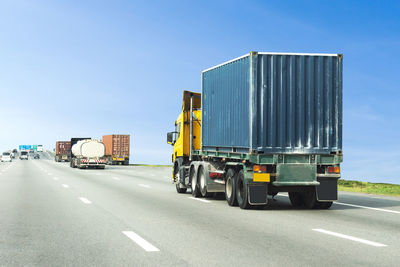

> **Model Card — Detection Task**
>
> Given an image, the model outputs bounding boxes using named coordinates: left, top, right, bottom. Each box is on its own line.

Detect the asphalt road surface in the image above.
left=1, top=154, right=399, bottom=266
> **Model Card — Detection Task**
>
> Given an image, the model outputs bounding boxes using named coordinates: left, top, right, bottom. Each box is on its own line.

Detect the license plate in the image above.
left=253, top=173, right=270, bottom=182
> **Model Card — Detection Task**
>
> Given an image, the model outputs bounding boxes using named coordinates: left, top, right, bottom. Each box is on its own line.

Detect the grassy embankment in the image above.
left=338, top=179, right=400, bottom=197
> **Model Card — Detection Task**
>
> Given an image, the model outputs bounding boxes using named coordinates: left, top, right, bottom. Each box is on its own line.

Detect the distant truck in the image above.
left=55, top=141, right=71, bottom=162
left=70, top=137, right=91, bottom=167
left=102, top=134, right=130, bottom=165
left=70, top=139, right=106, bottom=169
left=167, top=52, right=343, bottom=209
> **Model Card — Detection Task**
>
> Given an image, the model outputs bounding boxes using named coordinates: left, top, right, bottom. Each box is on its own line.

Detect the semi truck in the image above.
left=55, top=141, right=71, bottom=162
left=102, top=134, right=130, bottom=165
left=167, top=51, right=343, bottom=209
left=70, top=139, right=106, bottom=169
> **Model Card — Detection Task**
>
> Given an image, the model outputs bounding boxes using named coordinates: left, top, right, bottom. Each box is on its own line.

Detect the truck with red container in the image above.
left=102, top=134, right=130, bottom=165
left=55, top=141, right=71, bottom=162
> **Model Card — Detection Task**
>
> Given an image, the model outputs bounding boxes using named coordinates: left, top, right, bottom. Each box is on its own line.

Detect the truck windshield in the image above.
left=3, top=152, right=10, bottom=156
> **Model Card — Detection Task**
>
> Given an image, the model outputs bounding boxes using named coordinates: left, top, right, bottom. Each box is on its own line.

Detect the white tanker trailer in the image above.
left=71, top=139, right=106, bottom=169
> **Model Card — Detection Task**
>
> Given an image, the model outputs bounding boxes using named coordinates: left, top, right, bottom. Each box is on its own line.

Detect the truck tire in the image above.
left=174, top=164, right=187, bottom=194
left=225, top=169, right=238, bottom=206
left=236, top=170, right=251, bottom=209
left=199, top=166, right=211, bottom=197
left=191, top=166, right=201, bottom=197
left=289, top=192, right=304, bottom=207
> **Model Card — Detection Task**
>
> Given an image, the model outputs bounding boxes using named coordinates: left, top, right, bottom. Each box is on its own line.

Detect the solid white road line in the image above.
left=188, top=197, right=211, bottom=203
left=62, top=184, right=70, bottom=188
left=334, top=202, right=400, bottom=214
left=112, top=177, right=120, bottom=180
left=79, top=197, right=92, bottom=204
left=277, top=193, right=400, bottom=214
left=312, top=228, right=387, bottom=247
left=122, top=231, right=160, bottom=252
left=138, top=184, right=150, bottom=188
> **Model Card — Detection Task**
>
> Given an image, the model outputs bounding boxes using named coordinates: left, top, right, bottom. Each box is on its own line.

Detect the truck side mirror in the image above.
left=167, top=132, right=174, bottom=144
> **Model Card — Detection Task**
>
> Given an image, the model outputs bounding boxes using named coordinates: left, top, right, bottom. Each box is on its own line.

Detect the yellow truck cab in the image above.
left=167, top=91, right=201, bottom=193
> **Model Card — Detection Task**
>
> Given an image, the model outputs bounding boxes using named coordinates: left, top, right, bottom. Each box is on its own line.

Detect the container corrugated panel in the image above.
left=56, top=141, right=71, bottom=155
left=103, top=134, right=130, bottom=157
left=201, top=52, right=343, bottom=154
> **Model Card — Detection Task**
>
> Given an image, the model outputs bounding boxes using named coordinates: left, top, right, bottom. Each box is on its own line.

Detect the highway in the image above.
left=0, top=154, right=399, bottom=266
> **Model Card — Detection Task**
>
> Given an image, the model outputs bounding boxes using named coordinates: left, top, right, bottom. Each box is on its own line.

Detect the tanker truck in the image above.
left=167, top=51, right=343, bottom=209
left=70, top=139, right=106, bottom=169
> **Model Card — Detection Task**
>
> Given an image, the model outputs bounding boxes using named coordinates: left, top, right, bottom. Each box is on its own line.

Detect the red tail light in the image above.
left=209, top=172, right=223, bottom=179
left=327, top=166, right=334, bottom=173
left=254, top=165, right=267, bottom=172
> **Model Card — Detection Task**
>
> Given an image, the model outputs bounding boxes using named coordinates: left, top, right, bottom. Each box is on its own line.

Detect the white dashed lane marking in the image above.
left=188, top=197, right=211, bottom=203
left=79, top=197, right=92, bottom=204
left=122, top=231, right=160, bottom=252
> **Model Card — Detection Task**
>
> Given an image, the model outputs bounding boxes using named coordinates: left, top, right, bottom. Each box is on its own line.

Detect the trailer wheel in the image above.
left=236, top=170, right=251, bottom=209
left=289, top=192, right=304, bottom=207
left=174, top=164, right=187, bottom=194
left=199, top=166, right=211, bottom=197
left=191, top=166, right=201, bottom=197
left=225, top=169, right=238, bottom=206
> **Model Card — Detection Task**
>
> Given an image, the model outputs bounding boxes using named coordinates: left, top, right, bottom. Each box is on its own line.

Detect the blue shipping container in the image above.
left=201, top=52, right=343, bottom=154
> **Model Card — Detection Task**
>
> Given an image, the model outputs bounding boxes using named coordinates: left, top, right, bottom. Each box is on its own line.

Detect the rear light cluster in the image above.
left=253, top=165, right=267, bottom=173
left=81, top=159, right=106, bottom=163
left=327, top=166, right=340, bottom=173
left=209, top=172, right=224, bottom=179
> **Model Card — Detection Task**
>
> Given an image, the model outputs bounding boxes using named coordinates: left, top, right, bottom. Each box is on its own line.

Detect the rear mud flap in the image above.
left=248, top=183, right=268, bottom=205
left=316, top=178, right=338, bottom=201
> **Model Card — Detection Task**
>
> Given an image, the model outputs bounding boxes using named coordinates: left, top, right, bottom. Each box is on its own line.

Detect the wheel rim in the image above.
left=191, top=171, right=196, bottom=191
left=226, top=177, right=232, bottom=198
left=200, top=168, right=205, bottom=190
left=175, top=171, right=180, bottom=185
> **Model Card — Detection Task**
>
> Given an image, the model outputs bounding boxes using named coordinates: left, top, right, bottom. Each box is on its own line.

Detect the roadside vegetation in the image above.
left=338, top=179, right=400, bottom=197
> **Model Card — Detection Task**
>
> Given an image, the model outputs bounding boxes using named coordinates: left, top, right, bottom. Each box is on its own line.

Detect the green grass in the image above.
left=338, top=179, right=400, bottom=197
left=129, top=164, right=172, bottom=167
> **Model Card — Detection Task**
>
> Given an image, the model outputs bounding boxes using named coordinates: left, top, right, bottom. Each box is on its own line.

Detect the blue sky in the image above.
left=0, top=0, right=399, bottom=184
